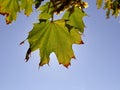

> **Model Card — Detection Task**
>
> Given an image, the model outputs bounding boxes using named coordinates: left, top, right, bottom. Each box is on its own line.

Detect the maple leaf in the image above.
left=20, top=0, right=34, bottom=16
left=62, top=7, right=86, bottom=33
left=26, top=19, right=83, bottom=68
left=0, top=0, right=20, bottom=24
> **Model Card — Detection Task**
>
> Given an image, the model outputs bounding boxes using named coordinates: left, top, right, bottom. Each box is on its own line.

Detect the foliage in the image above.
left=0, top=0, right=120, bottom=68
left=96, top=0, right=120, bottom=18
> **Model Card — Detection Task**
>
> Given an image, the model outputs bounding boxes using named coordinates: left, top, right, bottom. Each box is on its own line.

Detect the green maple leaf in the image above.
left=21, top=0, right=34, bottom=16
left=62, top=7, right=86, bottom=33
left=26, top=19, right=83, bottom=68
left=0, top=0, right=20, bottom=24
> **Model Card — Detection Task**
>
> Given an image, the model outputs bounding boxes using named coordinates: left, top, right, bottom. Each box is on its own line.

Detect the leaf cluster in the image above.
left=97, top=0, right=120, bottom=18
left=0, top=0, right=119, bottom=68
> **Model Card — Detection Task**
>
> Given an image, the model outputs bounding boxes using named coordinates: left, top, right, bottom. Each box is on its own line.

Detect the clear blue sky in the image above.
left=0, top=1, right=120, bottom=90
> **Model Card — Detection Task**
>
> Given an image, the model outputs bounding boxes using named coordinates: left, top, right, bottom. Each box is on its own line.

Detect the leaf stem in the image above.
left=50, top=0, right=54, bottom=22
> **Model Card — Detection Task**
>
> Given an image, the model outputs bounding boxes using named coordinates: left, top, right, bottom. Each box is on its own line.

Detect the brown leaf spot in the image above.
left=64, top=62, right=71, bottom=68
left=80, top=40, right=84, bottom=44
left=39, top=62, right=43, bottom=67
left=6, top=19, right=11, bottom=24
left=0, top=12, right=9, bottom=16
left=25, top=48, right=31, bottom=62
left=59, top=62, right=62, bottom=65
left=72, top=55, right=76, bottom=59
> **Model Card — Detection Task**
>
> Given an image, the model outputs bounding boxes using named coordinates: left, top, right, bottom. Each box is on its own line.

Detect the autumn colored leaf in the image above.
left=0, top=0, right=20, bottom=24
left=0, top=0, right=34, bottom=24
left=27, top=19, right=83, bottom=68
left=62, top=7, right=86, bottom=33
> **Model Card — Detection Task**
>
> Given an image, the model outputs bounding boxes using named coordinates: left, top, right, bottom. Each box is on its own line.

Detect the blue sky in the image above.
left=0, top=1, right=120, bottom=90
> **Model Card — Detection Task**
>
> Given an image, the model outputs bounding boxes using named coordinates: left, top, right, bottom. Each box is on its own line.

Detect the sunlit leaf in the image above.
left=27, top=19, right=83, bottom=68
left=62, top=7, right=86, bottom=33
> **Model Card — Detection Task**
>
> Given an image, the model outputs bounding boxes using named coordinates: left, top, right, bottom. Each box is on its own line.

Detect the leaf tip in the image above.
left=20, top=41, right=25, bottom=45
left=19, top=39, right=27, bottom=45
left=39, top=61, right=49, bottom=67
